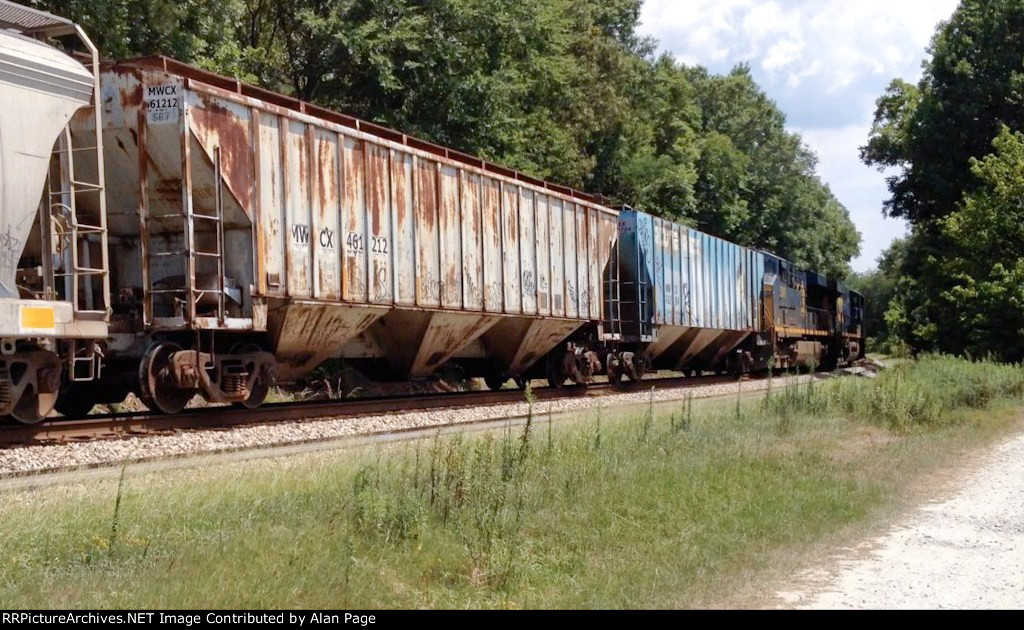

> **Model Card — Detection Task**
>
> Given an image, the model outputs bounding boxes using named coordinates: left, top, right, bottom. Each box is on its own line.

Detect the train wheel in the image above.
left=622, top=352, right=645, bottom=383
left=606, top=353, right=622, bottom=386
left=139, top=342, right=192, bottom=415
left=546, top=354, right=566, bottom=388
left=484, top=373, right=506, bottom=392
left=232, top=343, right=271, bottom=409
left=513, top=376, right=528, bottom=390
left=11, top=388, right=58, bottom=424
left=239, top=379, right=270, bottom=409
left=10, top=353, right=61, bottom=424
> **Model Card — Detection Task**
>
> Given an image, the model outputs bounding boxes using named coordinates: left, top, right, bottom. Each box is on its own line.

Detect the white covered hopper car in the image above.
left=0, top=2, right=108, bottom=421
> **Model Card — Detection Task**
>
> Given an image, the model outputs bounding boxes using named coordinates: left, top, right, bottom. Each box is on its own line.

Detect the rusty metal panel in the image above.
left=598, top=211, right=618, bottom=319
left=438, top=165, right=462, bottom=309
left=501, top=183, right=520, bottom=313
left=268, top=301, right=384, bottom=381
left=390, top=150, right=415, bottom=306
left=481, top=176, right=503, bottom=313
left=365, top=142, right=392, bottom=304
left=549, top=198, right=565, bottom=317
left=414, top=157, right=440, bottom=307
left=283, top=120, right=312, bottom=298
left=518, top=187, right=537, bottom=315
left=562, top=201, right=578, bottom=318
left=460, top=171, right=484, bottom=310
left=341, top=136, right=367, bottom=302
left=577, top=205, right=591, bottom=318
left=535, top=193, right=551, bottom=316
left=187, top=93, right=255, bottom=218
left=257, top=113, right=284, bottom=294
left=311, top=128, right=340, bottom=300
left=588, top=209, right=601, bottom=319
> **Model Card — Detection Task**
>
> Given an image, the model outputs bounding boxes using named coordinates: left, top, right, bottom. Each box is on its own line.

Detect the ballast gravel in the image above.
left=0, top=374, right=815, bottom=476
left=778, top=429, right=1024, bottom=609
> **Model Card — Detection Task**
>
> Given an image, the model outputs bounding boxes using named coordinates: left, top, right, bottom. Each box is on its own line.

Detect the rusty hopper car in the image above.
left=0, top=2, right=108, bottom=422
left=66, top=56, right=618, bottom=414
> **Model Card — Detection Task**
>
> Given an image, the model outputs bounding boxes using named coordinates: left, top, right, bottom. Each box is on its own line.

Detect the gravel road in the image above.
left=778, top=430, right=1024, bottom=609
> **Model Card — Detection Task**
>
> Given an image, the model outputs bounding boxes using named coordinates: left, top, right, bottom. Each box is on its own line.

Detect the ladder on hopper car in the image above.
left=603, top=234, right=654, bottom=344
left=142, top=146, right=228, bottom=328
left=40, top=55, right=110, bottom=382
left=603, top=242, right=624, bottom=341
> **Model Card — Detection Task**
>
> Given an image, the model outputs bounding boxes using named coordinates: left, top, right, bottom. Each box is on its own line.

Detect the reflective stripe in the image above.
left=20, top=305, right=55, bottom=331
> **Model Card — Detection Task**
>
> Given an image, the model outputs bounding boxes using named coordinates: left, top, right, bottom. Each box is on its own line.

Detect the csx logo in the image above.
left=291, top=224, right=310, bottom=245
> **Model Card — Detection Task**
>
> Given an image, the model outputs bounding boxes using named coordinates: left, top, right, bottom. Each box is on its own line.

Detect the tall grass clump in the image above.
left=762, top=354, right=1024, bottom=430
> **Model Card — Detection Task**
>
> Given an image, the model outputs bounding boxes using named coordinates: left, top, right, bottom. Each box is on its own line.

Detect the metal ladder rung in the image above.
left=193, top=214, right=221, bottom=222
left=71, top=225, right=105, bottom=234
left=150, top=250, right=187, bottom=258
left=150, top=288, right=189, bottom=295
left=193, top=251, right=221, bottom=258
left=51, top=146, right=100, bottom=154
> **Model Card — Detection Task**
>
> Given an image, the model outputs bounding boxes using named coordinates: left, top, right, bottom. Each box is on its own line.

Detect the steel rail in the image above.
left=0, top=375, right=745, bottom=448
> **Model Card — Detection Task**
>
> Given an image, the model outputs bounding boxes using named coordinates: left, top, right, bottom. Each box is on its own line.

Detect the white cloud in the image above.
left=638, top=0, right=959, bottom=271
left=641, top=0, right=956, bottom=92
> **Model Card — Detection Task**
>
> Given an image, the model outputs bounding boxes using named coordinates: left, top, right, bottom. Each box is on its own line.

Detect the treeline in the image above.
left=856, top=0, right=1024, bottom=361
left=30, top=0, right=858, bottom=277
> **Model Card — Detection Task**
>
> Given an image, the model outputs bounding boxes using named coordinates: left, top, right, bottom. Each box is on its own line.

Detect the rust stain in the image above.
left=316, top=135, right=335, bottom=211
left=416, top=158, right=437, bottom=234
left=368, top=144, right=385, bottom=234
left=504, top=187, right=518, bottom=244
left=346, top=139, right=364, bottom=234
left=121, top=80, right=143, bottom=108
left=189, top=99, right=255, bottom=213
left=393, top=154, right=408, bottom=228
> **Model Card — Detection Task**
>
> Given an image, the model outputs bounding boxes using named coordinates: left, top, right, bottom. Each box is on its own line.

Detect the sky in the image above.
left=637, top=0, right=960, bottom=272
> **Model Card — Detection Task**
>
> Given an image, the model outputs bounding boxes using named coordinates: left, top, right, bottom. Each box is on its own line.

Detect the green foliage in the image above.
left=863, top=0, right=1024, bottom=359
left=847, top=238, right=907, bottom=352
left=762, top=355, right=1024, bottom=431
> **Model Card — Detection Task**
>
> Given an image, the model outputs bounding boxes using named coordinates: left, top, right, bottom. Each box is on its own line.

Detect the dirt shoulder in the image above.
left=772, top=420, right=1024, bottom=609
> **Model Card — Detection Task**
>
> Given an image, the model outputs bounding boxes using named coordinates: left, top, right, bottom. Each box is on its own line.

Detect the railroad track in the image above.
left=0, top=375, right=745, bottom=448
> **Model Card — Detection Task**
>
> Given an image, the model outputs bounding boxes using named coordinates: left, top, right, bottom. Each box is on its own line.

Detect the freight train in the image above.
left=0, top=2, right=864, bottom=422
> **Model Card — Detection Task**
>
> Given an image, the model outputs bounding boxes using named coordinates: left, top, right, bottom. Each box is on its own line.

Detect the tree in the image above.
left=862, top=0, right=1024, bottom=357
left=847, top=238, right=907, bottom=352
left=938, top=128, right=1024, bottom=360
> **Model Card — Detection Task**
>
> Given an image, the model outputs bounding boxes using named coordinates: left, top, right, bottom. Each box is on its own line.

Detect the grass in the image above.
left=0, top=355, right=1021, bottom=608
